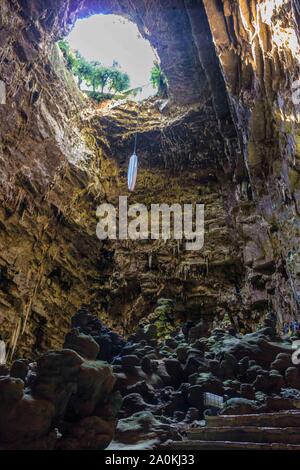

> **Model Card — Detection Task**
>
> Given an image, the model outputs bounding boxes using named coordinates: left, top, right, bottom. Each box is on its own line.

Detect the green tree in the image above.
left=89, top=66, right=112, bottom=93
left=73, top=52, right=93, bottom=90
left=109, top=69, right=130, bottom=94
left=151, top=62, right=168, bottom=97
left=58, top=40, right=131, bottom=98
left=58, top=39, right=77, bottom=70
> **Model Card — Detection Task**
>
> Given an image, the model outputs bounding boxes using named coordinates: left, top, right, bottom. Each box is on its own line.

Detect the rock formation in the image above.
left=0, top=0, right=300, bottom=451
left=0, top=329, right=121, bottom=450
left=2, top=307, right=300, bottom=450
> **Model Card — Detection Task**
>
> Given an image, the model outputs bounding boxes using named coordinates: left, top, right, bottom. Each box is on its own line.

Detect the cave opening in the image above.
left=59, top=14, right=164, bottom=103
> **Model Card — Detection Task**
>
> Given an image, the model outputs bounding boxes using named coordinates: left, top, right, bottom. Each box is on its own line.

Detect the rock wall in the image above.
left=203, top=0, right=300, bottom=324
left=0, top=0, right=113, bottom=358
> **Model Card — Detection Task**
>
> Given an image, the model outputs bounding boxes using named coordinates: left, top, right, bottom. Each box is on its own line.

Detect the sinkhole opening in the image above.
left=58, top=14, right=168, bottom=103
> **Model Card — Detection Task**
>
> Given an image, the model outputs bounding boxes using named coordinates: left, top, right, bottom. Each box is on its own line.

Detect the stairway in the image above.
left=161, top=411, right=300, bottom=450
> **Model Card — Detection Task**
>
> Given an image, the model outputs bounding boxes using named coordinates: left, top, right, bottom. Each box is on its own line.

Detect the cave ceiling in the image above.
left=16, top=0, right=241, bottom=175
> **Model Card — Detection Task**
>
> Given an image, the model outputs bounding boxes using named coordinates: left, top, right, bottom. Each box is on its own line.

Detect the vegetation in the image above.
left=58, top=40, right=168, bottom=102
left=150, top=62, right=168, bottom=97
left=153, top=299, right=176, bottom=340
left=58, top=40, right=130, bottom=99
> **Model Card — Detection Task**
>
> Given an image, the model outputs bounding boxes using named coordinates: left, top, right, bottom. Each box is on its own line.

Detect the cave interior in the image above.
left=0, top=0, right=300, bottom=452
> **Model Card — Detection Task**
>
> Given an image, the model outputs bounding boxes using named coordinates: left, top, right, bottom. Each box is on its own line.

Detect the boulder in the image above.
left=285, top=367, right=300, bottom=389
left=113, top=411, right=179, bottom=448
left=0, top=394, right=55, bottom=445
left=184, top=356, right=209, bottom=377
left=127, top=380, right=155, bottom=402
left=240, top=383, right=256, bottom=400
left=165, top=338, right=178, bottom=350
left=121, top=393, right=152, bottom=416
left=0, top=376, right=23, bottom=404
left=238, top=357, right=249, bottom=376
left=121, top=355, right=140, bottom=368
left=246, top=365, right=265, bottom=383
left=195, top=372, right=224, bottom=395
left=164, top=359, right=183, bottom=384
left=219, top=353, right=238, bottom=379
left=268, top=371, right=285, bottom=394
left=271, top=353, right=293, bottom=374
left=64, top=329, right=99, bottom=361
left=32, top=349, right=83, bottom=418
left=10, top=360, right=29, bottom=381
left=187, top=385, right=204, bottom=410
left=221, top=398, right=262, bottom=415
left=56, top=416, right=116, bottom=450
left=185, top=408, right=200, bottom=423
left=141, top=357, right=153, bottom=374
left=0, top=365, right=9, bottom=377
left=68, top=360, right=116, bottom=418
left=0, top=377, right=55, bottom=445
left=176, top=345, right=189, bottom=363
left=144, top=324, right=158, bottom=342
left=164, top=391, right=187, bottom=415
left=253, top=374, right=271, bottom=393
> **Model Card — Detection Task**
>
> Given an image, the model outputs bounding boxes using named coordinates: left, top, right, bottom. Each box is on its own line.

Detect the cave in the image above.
left=0, top=0, right=300, bottom=453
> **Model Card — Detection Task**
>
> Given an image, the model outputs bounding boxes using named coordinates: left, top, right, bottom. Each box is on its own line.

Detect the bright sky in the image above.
left=67, top=14, right=157, bottom=99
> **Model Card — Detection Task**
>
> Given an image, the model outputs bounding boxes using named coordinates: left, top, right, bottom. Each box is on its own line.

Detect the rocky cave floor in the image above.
left=1, top=306, right=300, bottom=450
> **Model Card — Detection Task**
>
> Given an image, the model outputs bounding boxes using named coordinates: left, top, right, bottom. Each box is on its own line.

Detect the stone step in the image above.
left=205, top=411, right=300, bottom=428
left=161, top=440, right=300, bottom=450
left=266, top=397, right=300, bottom=411
left=187, top=426, right=300, bottom=444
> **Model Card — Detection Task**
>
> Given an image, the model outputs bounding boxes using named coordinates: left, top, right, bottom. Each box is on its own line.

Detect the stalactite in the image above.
left=0, top=339, right=6, bottom=364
